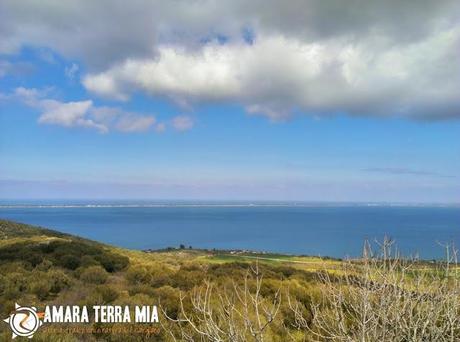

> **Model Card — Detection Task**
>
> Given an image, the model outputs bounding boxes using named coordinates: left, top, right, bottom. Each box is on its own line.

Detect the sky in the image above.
left=0, top=0, right=459, bottom=203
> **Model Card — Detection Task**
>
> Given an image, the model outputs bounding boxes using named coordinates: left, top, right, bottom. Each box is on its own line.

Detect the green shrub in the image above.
left=48, top=269, right=72, bottom=293
left=30, top=280, right=51, bottom=300
left=95, top=253, right=129, bottom=272
left=2, top=273, right=28, bottom=299
left=153, top=285, right=181, bottom=319
left=80, top=255, right=99, bottom=267
left=36, top=259, right=53, bottom=271
left=126, top=265, right=153, bottom=285
left=169, top=269, right=204, bottom=289
left=80, top=266, right=109, bottom=284
left=94, top=285, right=119, bottom=303
left=59, top=255, right=81, bottom=270
left=128, top=283, right=157, bottom=297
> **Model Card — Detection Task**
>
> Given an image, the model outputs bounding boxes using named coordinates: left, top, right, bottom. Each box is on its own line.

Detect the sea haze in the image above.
left=0, top=201, right=459, bottom=259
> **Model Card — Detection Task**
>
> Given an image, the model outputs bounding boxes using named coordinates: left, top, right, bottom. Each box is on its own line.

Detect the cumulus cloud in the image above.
left=13, top=87, right=160, bottom=133
left=83, top=30, right=460, bottom=120
left=2, top=0, right=460, bottom=120
left=172, top=115, right=194, bottom=131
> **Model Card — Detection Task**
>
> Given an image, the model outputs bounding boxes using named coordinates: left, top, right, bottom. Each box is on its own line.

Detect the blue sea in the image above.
left=0, top=201, right=459, bottom=259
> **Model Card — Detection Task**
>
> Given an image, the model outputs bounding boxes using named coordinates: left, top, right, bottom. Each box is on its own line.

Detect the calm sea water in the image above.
left=0, top=202, right=459, bottom=259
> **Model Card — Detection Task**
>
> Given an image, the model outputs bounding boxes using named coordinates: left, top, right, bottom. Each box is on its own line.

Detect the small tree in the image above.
left=80, top=265, right=109, bottom=284
left=163, top=262, right=281, bottom=341
left=288, top=238, right=460, bottom=342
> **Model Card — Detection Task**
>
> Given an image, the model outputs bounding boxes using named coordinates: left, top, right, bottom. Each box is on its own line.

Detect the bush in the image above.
left=80, top=266, right=109, bottom=284
left=96, top=253, right=129, bottom=272
left=30, top=280, right=51, bottom=300
left=28, top=269, right=71, bottom=300
left=48, top=270, right=72, bottom=293
left=128, top=284, right=157, bottom=297
left=126, top=265, right=151, bottom=285
left=94, top=285, right=119, bottom=303
left=36, top=259, right=53, bottom=271
left=80, top=255, right=99, bottom=267
left=154, top=285, right=181, bottom=319
left=59, top=255, right=81, bottom=270
left=2, top=273, right=28, bottom=299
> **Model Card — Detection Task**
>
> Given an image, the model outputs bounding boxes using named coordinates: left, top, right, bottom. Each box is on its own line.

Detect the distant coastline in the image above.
left=1, top=200, right=459, bottom=209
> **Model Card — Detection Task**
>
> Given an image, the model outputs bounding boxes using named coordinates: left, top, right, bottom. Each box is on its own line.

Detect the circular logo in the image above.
left=3, top=304, right=43, bottom=339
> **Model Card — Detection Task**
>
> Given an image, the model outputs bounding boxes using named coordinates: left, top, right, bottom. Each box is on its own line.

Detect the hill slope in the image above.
left=0, top=219, right=319, bottom=341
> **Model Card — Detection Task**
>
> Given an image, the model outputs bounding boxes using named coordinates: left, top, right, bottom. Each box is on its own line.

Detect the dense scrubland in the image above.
left=0, top=219, right=459, bottom=341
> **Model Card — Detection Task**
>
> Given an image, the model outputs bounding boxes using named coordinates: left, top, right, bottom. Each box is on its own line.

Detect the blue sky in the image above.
left=0, top=1, right=459, bottom=203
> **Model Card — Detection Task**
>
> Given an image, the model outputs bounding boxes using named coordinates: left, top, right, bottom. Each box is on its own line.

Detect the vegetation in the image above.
left=0, top=219, right=458, bottom=341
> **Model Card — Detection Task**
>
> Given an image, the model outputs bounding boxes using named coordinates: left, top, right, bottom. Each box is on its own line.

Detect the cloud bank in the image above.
left=1, top=0, right=459, bottom=120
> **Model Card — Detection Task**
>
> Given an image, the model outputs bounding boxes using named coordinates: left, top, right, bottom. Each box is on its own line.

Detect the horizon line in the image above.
left=0, top=199, right=459, bottom=208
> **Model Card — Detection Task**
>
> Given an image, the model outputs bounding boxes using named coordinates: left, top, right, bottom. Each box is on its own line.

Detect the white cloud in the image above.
left=82, top=73, right=128, bottom=101
left=90, top=106, right=158, bottom=132
left=14, top=86, right=41, bottom=99
left=14, top=87, right=48, bottom=106
left=37, top=99, right=107, bottom=132
left=115, top=114, right=155, bottom=133
left=13, top=87, right=159, bottom=133
left=64, top=63, right=79, bottom=80
left=172, top=115, right=194, bottom=131
left=83, top=30, right=460, bottom=119
left=2, top=0, right=460, bottom=120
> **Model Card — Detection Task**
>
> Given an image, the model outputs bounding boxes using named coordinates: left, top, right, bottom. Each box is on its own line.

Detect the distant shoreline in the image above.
left=1, top=202, right=459, bottom=209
